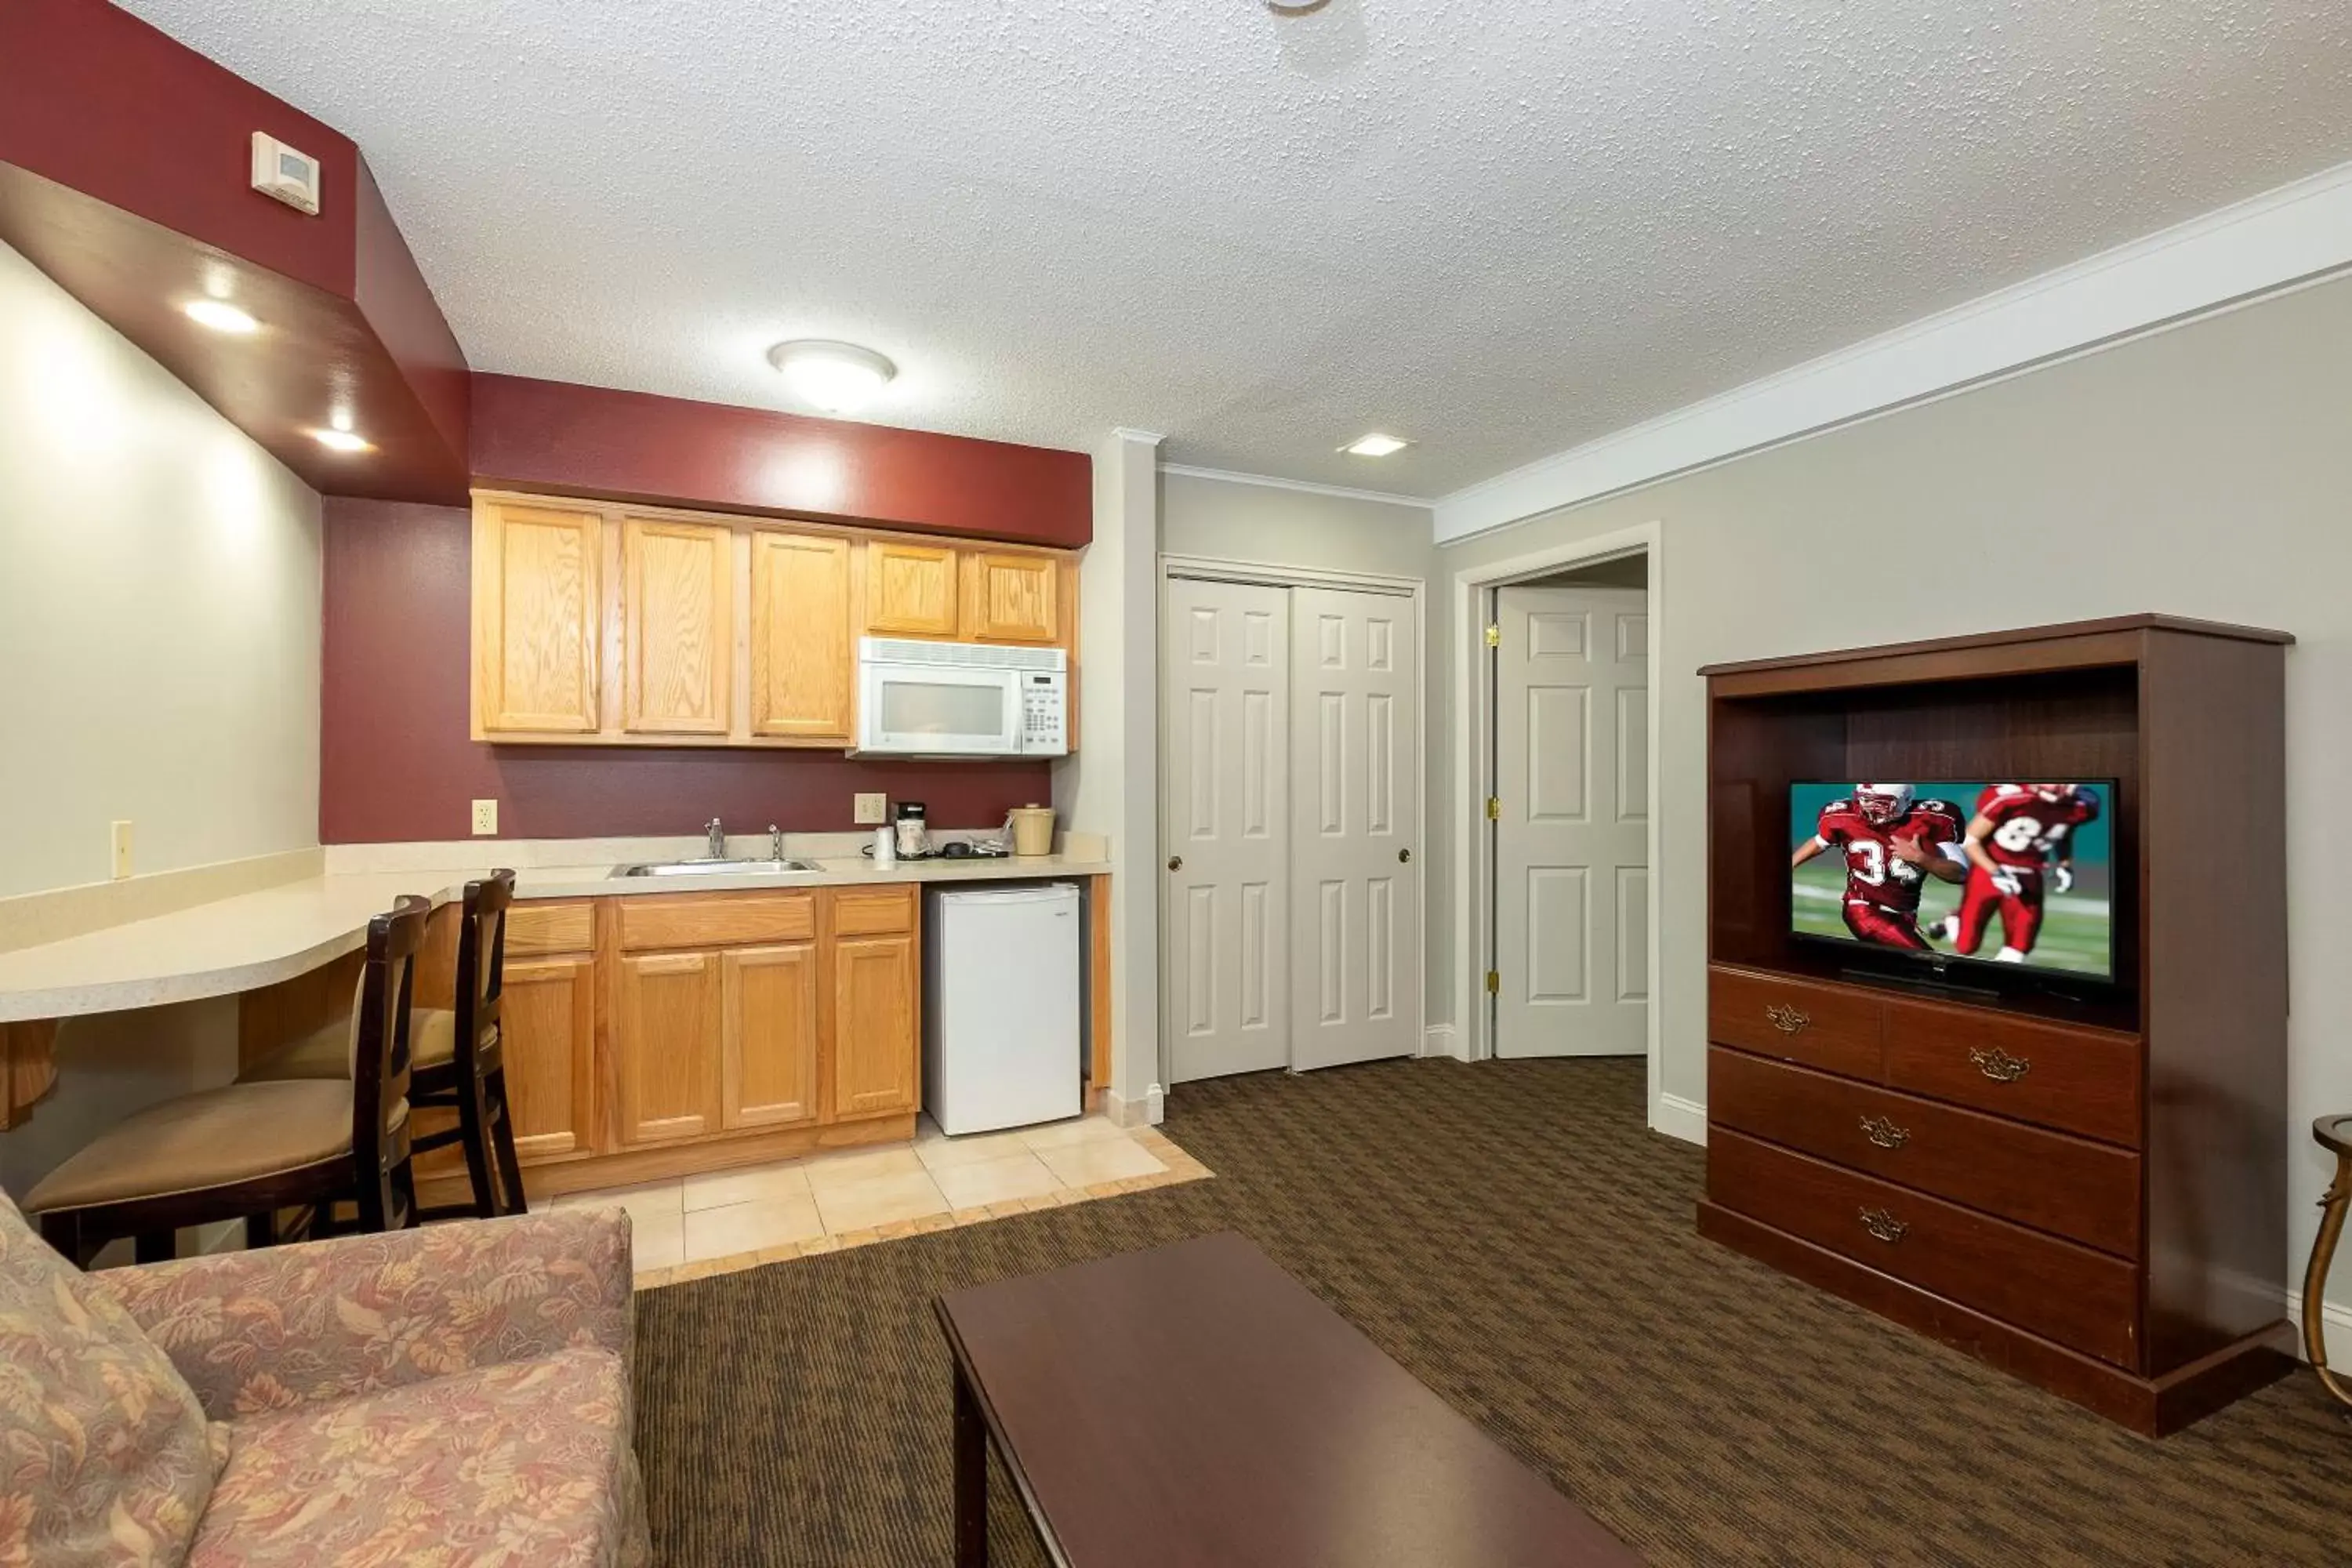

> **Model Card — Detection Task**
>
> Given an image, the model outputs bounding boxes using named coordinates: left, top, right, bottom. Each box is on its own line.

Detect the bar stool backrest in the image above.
left=352, top=894, right=430, bottom=1185
left=455, top=870, right=517, bottom=1075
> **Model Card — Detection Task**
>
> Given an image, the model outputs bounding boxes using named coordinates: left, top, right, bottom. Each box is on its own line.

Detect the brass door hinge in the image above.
left=1486, top=796, right=1501, bottom=821
left=1484, top=623, right=1501, bottom=648
left=1485, top=970, right=1501, bottom=995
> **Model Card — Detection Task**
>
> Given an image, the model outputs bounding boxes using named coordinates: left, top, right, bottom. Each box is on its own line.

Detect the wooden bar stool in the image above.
left=412, top=870, right=527, bottom=1218
left=26, top=895, right=428, bottom=1269
left=245, top=873, right=525, bottom=1218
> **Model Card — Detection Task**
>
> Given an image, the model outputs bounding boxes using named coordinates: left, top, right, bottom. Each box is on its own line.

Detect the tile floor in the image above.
left=550, top=1111, right=1211, bottom=1289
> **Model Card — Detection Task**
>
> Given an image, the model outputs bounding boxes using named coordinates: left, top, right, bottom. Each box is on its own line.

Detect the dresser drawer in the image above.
left=616, top=892, right=818, bottom=952
left=1708, top=1047, right=2142, bottom=1256
left=1708, top=966, right=1882, bottom=1079
left=1882, top=1000, right=2141, bottom=1148
left=1710, top=1130, right=2140, bottom=1367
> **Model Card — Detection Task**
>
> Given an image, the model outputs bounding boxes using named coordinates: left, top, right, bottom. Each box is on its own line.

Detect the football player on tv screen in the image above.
left=1791, top=783, right=1969, bottom=951
left=1928, top=782, right=2101, bottom=963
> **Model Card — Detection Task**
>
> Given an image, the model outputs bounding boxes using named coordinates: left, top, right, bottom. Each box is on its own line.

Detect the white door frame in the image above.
left=1157, top=554, right=1428, bottom=1093
left=1449, top=521, right=1674, bottom=1134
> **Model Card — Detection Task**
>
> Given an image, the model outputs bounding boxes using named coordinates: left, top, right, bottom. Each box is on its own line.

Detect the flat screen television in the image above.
left=1789, top=781, right=2115, bottom=982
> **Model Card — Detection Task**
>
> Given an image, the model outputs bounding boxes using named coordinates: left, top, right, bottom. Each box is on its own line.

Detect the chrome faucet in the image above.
left=768, top=824, right=785, bottom=863
left=706, top=817, right=725, bottom=859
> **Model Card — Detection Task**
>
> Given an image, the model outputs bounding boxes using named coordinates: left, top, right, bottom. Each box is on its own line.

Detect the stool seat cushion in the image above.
left=0, top=1189, right=227, bottom=1563
left=24, top=1081, right=358, bottom=1214
left=245, top=1005, right=457, bottom=1082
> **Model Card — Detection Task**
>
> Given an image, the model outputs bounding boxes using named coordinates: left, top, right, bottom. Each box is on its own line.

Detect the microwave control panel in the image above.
left=1019, top=671, right=1069, bottom=756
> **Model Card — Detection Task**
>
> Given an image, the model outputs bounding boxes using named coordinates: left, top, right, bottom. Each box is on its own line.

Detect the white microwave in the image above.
left=856, top=638, right=1068, bottom=757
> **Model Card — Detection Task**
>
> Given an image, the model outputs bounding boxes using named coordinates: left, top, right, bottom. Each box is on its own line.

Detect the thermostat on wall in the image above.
left=250, top=132, right=321, bottom=214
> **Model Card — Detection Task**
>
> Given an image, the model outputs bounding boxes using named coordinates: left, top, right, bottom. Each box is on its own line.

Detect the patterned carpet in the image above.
left=635, top=1057, right=2352, bottom=1565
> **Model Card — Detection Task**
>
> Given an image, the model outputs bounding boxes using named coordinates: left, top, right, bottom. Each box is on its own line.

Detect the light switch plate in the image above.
left=109, top=820, right=133, bottom=880
left=853, top=793, right=888, bottom=826
left=471, top=799, right=499, bottom=836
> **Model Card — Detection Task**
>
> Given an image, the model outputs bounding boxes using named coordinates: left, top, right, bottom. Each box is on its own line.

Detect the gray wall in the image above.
left=1438, top=270, right=2352, bottom=1298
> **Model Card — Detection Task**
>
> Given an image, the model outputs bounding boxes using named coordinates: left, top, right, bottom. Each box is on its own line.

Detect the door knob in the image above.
left=1167, top=855, right=1183, bottom=872
left=1398, top=848, right=1412, bottom=863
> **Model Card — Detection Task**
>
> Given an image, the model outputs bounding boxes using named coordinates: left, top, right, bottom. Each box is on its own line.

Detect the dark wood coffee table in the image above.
left=933, top=1231, right=1642, bottom=1566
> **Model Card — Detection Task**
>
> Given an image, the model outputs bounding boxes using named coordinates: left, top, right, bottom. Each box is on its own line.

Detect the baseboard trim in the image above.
left=1421, top=1023, right=1465, bottom=1062
left=1651, top=1092, right=1708, bottom=1146
left=2282, top=1286, right=2352, bottom=1365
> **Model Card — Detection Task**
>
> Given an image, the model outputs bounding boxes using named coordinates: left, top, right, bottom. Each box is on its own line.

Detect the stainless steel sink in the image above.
left=611, top=857, right=823, bottom=879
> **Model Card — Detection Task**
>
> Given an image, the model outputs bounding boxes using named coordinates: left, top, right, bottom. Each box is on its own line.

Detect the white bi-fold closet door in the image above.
left=1163, top=574, right=1421, bottom=1084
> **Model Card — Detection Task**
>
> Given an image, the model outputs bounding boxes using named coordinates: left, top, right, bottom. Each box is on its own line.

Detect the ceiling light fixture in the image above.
left=1341, top=433, right=1410, bottom=457
left=308, top=426, right=372, bottom=453
left=183, top=299, right=259, bottom=334
left=766, top=339, right=898, bottom=414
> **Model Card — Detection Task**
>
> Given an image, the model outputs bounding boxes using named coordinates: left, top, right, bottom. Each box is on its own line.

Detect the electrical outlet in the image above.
left=109, top=820, right=133, bottom=880
left=853, top=793, right=888, bottom=826
left=471, top=798, right=499, bottom=836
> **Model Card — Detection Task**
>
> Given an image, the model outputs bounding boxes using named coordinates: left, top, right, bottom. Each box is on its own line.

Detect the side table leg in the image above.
left=2303, top=1152, right=2352, bottom=1410
left=953, top=1365, right=989, bottom=1567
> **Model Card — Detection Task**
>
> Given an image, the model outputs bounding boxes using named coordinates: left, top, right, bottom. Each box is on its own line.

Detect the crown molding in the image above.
left=1158, top=462, right=1432, bottom=510
left=1436, top=155, right=2352, bottom=543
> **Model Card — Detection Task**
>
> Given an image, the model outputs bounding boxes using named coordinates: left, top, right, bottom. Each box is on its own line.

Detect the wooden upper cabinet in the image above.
left=831, top=932, right=918, bottom=1120
left=864, top=540, right=960, bottom=637
left=721, top=942, right=820, bottom=1130
left=474, top=499, right=602, bottom=735
left=750, top=531, right=854, bottom=741
left=962, top=551, right=1061, bottom=644
left=614, top=949, right=722, bottom=1146
left=620, top=517, right=731, bottom=735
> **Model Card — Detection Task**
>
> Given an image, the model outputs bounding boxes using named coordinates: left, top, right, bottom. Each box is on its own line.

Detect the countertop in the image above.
left=0, top=852, right=1111, bottom=1025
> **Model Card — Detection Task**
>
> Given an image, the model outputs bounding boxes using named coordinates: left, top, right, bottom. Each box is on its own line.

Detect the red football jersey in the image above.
left=1971, top=785, right=2102, bottom=870
left=1813, top=798, right=1965, bottom=913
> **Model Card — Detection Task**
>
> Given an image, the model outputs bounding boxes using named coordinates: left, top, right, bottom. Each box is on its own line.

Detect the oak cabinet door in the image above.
left=863, top=540, right=960, bottom=637
left=615, top=949, right=722, bottom=1145
left=501, top=956, right=598, bottom=1163
left=831, top=934, right=918, bottom=1120
left=750, top=532, right=854, bottom=740
left=962, top=551, right=1060, bottom=644
left=477, top=501, right=601, bottom=734
left=621, top=518, right=732, bottom=735
left=721, top=943, right=821, bottom=1129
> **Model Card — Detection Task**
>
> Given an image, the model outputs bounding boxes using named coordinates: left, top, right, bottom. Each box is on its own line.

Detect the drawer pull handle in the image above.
left=1859, top=1115, right=1911, bottom=1149
left=1859, top=1207, right=1910, bottom=1243
left=1969, top=1045, right=2031, bottom=1083
left=1765, top=1003, right=1810, bottom=1035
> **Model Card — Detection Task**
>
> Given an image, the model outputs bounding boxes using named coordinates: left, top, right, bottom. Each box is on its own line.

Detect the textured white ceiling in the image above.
left=123, top=1, right=2352, bottom=497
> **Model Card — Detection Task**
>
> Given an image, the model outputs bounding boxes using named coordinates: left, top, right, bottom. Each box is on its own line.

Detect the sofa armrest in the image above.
left=90, top=1208, right=633, bottom=1421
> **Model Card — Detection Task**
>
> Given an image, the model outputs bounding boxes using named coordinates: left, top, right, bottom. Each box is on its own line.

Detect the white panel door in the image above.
left=1288, top=586, right=1422, bottom=1072
left=1494, top=585, right=1647, bottom=1058
left=1163, top=578, right=1291, bottom=1083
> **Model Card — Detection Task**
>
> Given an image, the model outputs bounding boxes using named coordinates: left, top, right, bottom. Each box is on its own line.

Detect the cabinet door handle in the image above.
left=1765, top=1003, right=1809, bottom=1035
left=1859, top=1115, right=1911, bottom=1149
left=1969, top=1045, right=2031, bottom=1083
left=1859, top=1207, right=1909, bottom=1243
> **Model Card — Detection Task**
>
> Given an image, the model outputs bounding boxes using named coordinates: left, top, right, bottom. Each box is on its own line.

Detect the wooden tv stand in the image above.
left=1697, top=615, right=2294, bottom=1434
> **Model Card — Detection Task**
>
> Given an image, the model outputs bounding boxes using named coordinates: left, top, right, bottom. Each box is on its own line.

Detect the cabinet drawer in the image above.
left=1882, top=1000, right=2142, bottom=1148
left=1708, top=966, right=1882, bottom=1079
left=1708, top=1047, right=2141, bottom=1257
left=830, top=887, right=916, bottom=937
left=1709, top=1129, right=2140, bottom=1368
left=616, top=893, right=818, bottom=952
left=509, top=901, right=594, bottom=956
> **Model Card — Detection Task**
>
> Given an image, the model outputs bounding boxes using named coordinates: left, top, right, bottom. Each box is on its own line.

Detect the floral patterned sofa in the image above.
left=2, top=1189, right=650, bottom=1566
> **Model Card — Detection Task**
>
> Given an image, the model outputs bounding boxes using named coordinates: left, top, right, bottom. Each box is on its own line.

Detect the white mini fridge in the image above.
left=923, top=883, right=1084, bottom=1135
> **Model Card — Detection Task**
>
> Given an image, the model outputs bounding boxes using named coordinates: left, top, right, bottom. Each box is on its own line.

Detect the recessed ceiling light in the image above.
left=183, top=299, right=259, bottom=334
left=766, top=339, right=897, bottom=414
left=308, top=426, right=372, bottom=453
left=1341, top=433, right=1410, bottom=457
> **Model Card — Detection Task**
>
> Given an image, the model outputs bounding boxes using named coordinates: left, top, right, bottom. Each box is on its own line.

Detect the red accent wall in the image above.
left=321, top=500, right=1054, bottom=844
left=471, top=375, right=1092, bottom=547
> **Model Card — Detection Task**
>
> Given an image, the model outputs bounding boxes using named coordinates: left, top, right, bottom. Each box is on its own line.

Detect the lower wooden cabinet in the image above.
left=500, top=956, right=597, bottom=1163
left=832, top=933, right=917, bottom=1121
left=721, top=942, right=821, bottom=1129
left=614, top=949, right=722, bottom=1147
